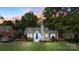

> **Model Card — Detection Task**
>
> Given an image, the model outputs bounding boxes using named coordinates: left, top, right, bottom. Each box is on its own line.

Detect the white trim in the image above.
left=45, top=33, right=49, bottom=38
left=27, top=33, right=33, bottom=38
left=50, top=34, right=56, bottom=38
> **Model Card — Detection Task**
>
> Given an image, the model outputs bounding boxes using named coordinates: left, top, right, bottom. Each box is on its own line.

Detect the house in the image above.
left=24, top=27, right=58, bottom=42
left=0, top=26, right=14, bottom=42
left=63, top=31, right=75, bottom=39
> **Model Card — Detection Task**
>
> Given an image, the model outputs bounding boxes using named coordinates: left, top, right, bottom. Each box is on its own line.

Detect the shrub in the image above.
left=65, top=38, right=79, bottom=42
left=50, top=36, right=57, bottom=41
left=14, top=31, right=23, bottom=39
left=24, top=35, right=27, bottom=40
left=27, top=38, right=33, bottom=41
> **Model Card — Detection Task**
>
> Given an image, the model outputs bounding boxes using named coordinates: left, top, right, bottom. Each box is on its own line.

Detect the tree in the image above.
left=68, top=11, right=79, bottom=39
left=20, top=12, right=38, bottom=30
left=60, top=9, right=79, bottom=40
left=43, top=7, right=79, bottom=39
left=43, top=7, right=62, bottom=29
left=63, top=10, right=79, bottom=32
left=13, top=19, right=20, bottom=30
left=0, top=15, right=4, bottom=19
left=2, top=20, right=13, bottom=26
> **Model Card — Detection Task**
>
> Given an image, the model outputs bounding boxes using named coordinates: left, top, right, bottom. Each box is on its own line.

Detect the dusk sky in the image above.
left=0, top=7, right=44, bottom=18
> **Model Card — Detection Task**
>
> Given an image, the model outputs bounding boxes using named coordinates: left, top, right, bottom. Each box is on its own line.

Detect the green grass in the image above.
left=0, top=41, right=79, bottom=51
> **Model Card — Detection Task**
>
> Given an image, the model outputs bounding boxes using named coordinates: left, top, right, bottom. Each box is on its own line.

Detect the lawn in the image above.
left=0, top=41, right=79, bottom=51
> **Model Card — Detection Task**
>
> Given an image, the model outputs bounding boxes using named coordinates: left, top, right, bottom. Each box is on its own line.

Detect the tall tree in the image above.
left=43, top=7, right=79, bottom=38
left=43, top=7, right=62, bottom=29
left=2, top=20, right=13, bottom=26
left=0, top=15, right=4, bottom=19
left=20, top=12, right=38, bottom=30
left=13, top=19, right=20, bottom=30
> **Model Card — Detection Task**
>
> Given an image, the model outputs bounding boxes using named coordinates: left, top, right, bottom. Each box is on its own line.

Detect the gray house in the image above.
left=24, top=27, right=58, bottom=42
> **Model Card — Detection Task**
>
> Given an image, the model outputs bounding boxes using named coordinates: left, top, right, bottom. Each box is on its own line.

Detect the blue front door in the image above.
left=33, top=31, right=41, bottom=42
left=36, top=33, right=38, bottom=39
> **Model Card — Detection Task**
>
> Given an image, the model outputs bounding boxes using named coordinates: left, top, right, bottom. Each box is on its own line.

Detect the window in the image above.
left=30, top=34, right=33, bottom=38
left=45, top=33, right=49, bottom=38
left=27, top=33, right=30, bottom=38
left=50, top=34, right=56, bottom=38
left=27, top=33, right=33, bottom=38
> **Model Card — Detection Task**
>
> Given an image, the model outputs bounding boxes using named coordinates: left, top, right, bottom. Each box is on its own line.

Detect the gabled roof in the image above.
left=24, top=27, right=58, bottom=34
left=0, top=26, right=13, bottom=32
left=49, top=30, right=58, bottom=34
left=24, top=27, right=49, bottom=34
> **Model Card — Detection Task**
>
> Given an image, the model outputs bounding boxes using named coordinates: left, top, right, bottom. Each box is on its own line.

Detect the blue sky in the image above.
left=0, top=7, right=44, bottom=18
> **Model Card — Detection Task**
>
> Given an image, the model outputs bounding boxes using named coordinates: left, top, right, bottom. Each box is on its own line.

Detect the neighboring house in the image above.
left=0, top=26, right=14, bottom=42
left=63, top=31, right=75, bottom=39
left=24, top=27, right=58, bottom=41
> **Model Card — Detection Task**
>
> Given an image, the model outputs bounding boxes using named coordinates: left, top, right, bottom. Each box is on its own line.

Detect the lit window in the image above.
left=45, top=33, right=49, bottom=38
left=30, top=34, right=33, bottom=38
left=27, top=33, right=30, bottom=38
left=50, top=34, right=55, bottom=38
left=27, top=33, right=33, bottom=38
